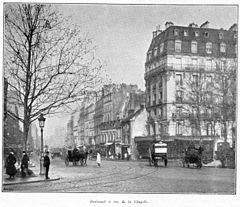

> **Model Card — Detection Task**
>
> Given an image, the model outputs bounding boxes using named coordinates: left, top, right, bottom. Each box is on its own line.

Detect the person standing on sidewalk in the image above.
left=96, top=151, right=101, bottom=167
left=6, top=152, right=17, bottom=179
left=21, top=151, right=29, bottom=177
left=43, top=151, right=50, bottom=179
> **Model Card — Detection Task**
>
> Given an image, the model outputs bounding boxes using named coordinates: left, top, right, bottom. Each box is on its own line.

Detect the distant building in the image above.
left=121, top=106, right=148, bottom=160
left=94, top=94, right=103, bottom=145
left=66, top=115, right=74, bottom=147
left=72, top=83, right=145, bottom=159
left=85, top=103, right=95, bottom=145
left=99, top=84, right=145, bottom=158
left=78, top=104, right=86, bottom=145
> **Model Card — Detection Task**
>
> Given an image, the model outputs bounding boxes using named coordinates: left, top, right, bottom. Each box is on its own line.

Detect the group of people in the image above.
left=5, top=151, right=29, bottom=179
left=5, top=150, right=51, bottom=180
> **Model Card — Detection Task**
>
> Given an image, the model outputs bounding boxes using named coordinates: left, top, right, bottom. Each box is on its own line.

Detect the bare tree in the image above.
left=177, top=61, right=236, bottom=144
left=213, top=61, right=237, bottom=143
left=179, top=69, right=211, bottom=138
left=4, top=4, right=107, bottom=150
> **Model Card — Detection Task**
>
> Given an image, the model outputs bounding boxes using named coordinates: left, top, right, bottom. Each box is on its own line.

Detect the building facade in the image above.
left=145, top=21, right=237, bottom=158
left=121, top=107, right=148, bottom=160
left=3, top=79, right=24, bottom=160
left=94, top=96, right=103, bottom=145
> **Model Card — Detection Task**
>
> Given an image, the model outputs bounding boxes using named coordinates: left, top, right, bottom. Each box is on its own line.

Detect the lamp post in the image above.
left=38, top=113, right=46, bottom=175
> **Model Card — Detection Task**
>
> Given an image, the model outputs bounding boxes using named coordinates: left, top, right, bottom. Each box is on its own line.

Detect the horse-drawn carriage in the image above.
left=65, top=147, right=88, bottom=166
left=182, top=144, right=203, bottom=168
left=149, top=141, right=168, bottom=167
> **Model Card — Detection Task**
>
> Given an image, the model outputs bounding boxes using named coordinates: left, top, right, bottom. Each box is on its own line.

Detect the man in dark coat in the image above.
left=43, top=151, right=50, bottom=179
left=6, top=152, right=17, bottom=178
left=21, top=151, right=29, bottom=177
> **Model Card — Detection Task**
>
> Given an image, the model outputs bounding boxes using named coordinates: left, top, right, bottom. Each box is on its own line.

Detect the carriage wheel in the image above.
left=65, top=158, right=69, bottom=166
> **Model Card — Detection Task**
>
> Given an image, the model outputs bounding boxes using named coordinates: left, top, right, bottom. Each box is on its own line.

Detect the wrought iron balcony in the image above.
left=144, top=63, right=216, bottom=78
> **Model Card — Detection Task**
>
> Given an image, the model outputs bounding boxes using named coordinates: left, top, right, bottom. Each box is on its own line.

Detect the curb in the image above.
left=3, top=177, right=60, bottom=186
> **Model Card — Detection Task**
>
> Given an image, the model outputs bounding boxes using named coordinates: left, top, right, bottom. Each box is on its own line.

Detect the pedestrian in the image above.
left=6, top=152, right=17, bottom=179
left=96, top=151, right=101, bottom=167
left=21, top=151, right=29, bottom=177
left=43, top=151, right=50, bottom=179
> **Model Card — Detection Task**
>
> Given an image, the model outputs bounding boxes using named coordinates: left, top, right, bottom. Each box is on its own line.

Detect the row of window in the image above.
left=175, top=40, right=226, bottom=54
left=176, top=122, right=213, bottom=136
left=147, top=41, right=228, bottom=61
left=173, top=28, right=235, bottom=40
left=148, top=107, right=165, bottom=118
left=147, top=73, right=213, bottom=95
left=145, top=55, right=232, bottom=73
left=175, top=74, right=213, bottom=87
left=149, top=119, right=214, bottom=136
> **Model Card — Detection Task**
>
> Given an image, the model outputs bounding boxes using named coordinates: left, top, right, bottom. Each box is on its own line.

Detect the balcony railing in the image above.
left=145, top=63, right=216, bottom=78
left=172, top=112, right=222, bottom=121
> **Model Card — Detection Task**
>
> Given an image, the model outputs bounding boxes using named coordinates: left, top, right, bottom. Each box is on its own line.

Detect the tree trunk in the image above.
left=23, top=108, right=30, bottom=152
left=223, top=122, right=227, bottom=142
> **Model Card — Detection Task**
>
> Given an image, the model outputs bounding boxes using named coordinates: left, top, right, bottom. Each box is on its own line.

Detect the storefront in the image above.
left=121, top=144, right=131, bottom=160
left=105, top=142, right=115, bottom=159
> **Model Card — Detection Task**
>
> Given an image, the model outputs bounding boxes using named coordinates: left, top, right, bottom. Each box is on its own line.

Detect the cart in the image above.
left=149, top=141, right=168, bottom=167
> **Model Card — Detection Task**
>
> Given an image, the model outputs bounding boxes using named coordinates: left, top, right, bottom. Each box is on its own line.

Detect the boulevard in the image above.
left=3, top=158, right=235, bottom=193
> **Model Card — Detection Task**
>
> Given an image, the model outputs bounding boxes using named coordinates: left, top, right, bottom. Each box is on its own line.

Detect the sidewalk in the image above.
left=3, top=161, right=60, bottom=186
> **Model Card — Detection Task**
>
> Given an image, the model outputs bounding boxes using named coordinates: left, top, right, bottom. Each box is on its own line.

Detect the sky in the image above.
left=42, top=4, right=238, bottom=139
left=60, top=4, right=237, bottom=90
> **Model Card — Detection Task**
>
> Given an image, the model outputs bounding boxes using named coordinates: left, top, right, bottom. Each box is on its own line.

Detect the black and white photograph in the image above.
left=1, top=0, right=239, bottom=206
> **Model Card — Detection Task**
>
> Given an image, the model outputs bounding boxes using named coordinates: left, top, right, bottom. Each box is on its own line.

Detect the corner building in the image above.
left=144, top=21, right=237, bottom=159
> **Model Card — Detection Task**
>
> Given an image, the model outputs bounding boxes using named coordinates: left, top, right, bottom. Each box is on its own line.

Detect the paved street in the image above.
left=3, top=158, right=235, bottom=194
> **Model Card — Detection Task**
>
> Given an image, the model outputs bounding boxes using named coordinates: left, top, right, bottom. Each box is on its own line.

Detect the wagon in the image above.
left=149, top=141, right=168, bottom=167
left=182, top=145, right=203, bottom=168
left=65, top=148, right=88, bottom=166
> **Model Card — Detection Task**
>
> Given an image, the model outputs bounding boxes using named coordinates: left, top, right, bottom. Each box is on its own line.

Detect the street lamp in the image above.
left=38, top=113, right=46, bottom=175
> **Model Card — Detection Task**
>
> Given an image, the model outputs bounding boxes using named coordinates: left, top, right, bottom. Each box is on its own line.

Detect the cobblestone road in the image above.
left=3, top=158, right=235, bottom=194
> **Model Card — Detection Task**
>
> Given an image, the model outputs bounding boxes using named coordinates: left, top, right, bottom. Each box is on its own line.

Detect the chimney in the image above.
left=153, top=31, right=157, bottom=38
left=189, top=22, right=198, bottom=28
left=165, top=21, right=174, bottom=29
left=156, top=25, right=162, bottom=36
left=200, top=21, right=210, bottom=28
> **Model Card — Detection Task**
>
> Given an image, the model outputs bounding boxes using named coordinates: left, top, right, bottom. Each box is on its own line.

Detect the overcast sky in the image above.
left=44, top=4, right=238, bottom=138
left=61, top=4, right=237, bottom=90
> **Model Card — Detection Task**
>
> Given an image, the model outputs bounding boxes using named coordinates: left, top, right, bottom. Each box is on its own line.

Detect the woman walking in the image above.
left=96, top=151, right=101, bottom=167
